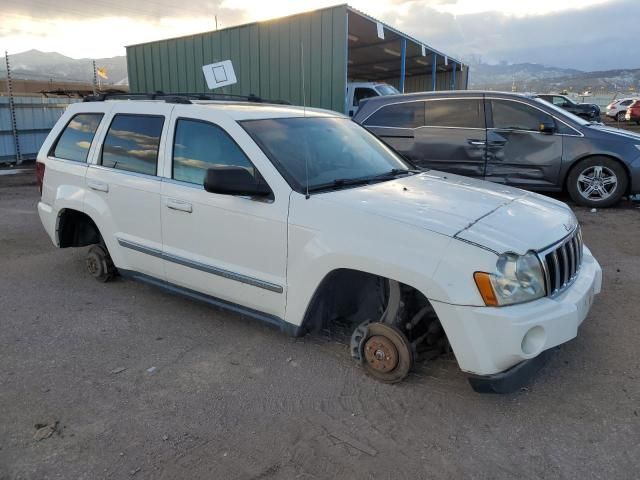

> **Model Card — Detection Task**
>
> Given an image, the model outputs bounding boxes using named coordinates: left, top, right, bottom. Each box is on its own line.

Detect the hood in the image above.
left=320, top=171, right=576, bottom=254
left=587, top=124, right=640, bottom=142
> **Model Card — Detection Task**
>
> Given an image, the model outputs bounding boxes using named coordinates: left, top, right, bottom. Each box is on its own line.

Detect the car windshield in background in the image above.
left=241, top=117, right=412, bottom=193
left=376, top=85, right=400, bottom=96
left=534, top=98, right=590, bottom=125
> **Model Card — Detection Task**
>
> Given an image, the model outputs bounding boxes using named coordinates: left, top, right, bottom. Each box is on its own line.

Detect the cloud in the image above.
left=3, top=0, right=243, bottom=22
left=69, top=119, right=100, bottom=132
left=2, top=0, right=638, bottom=69
left=390, top=0, right=639, bottom=70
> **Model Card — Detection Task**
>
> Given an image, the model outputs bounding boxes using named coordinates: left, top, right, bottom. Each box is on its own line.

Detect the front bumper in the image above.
left=431, top=246, right=602, bottom=378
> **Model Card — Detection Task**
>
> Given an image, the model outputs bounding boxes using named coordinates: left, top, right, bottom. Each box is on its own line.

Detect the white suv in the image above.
left=36, top=94, right=602, bottom=392
left=605, top=98, right=636, bottom=121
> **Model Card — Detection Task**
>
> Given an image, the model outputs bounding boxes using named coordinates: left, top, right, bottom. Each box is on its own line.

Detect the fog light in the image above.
left=521, top=326, right=545, bottom=355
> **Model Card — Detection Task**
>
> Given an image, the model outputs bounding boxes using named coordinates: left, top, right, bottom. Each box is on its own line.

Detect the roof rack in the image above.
left=82, top=91, right=290, bottom=105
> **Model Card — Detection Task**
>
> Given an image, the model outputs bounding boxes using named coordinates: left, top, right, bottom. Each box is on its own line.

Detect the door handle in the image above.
left=488, top=140, right=507, bottom=147
left=88, top=180, right=109, bottom=192
left=467, top=140, right=486, bottom=146
left=166, top=198, right=193, bottom=213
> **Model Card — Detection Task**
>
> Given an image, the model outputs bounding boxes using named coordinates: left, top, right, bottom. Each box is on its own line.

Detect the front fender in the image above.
left=283, top=215, right=472, bottom=327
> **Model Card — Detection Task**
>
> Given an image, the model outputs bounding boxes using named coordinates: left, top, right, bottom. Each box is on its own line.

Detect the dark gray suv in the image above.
left=353, top=91, right=640, bottom=207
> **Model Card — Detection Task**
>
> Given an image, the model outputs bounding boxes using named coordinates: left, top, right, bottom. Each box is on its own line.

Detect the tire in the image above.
left=360, top=323, right=413, bottom=383
left=616, top=111, right=626, bottom=122
left=86, top=245, right=116, bottom=282
left=567, top=157, right=628, bottom=208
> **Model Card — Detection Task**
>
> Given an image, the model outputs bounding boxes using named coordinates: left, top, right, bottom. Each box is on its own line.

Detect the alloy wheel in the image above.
left=577, top=165, right=618, bottom=202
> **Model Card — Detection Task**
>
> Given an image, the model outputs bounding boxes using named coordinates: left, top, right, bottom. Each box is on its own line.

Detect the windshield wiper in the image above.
left=371, top=168, right=422, bottom=179
left=307, top=169, right=422, bottom=193
left=307, top=176, right=376, bottom=193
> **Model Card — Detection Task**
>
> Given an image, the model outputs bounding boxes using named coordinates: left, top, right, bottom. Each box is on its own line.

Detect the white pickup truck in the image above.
left=345, top=82, right=399, bottom=117
left=36, top=94, right=602, bottom=392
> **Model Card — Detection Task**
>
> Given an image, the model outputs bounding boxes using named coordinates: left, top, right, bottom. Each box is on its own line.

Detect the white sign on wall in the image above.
left=202, top=60, right=237, bottom=89
left=376, top=22, right=385, bottom=40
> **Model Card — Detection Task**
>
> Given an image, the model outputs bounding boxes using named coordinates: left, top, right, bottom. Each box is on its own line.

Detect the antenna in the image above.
left=301, top=41, right=310, bottom=199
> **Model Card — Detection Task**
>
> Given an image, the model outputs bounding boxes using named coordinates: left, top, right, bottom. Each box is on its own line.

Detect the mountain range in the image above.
left=1, top=50, right=639, bottom=94
left=468, top=62, right=640, bottom=94
left=0, top=50, right=128, bottom=85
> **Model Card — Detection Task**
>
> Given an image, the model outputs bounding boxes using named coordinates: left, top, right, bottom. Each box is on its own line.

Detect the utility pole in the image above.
left=92, top=59, right=98, bottom=94
left=215, top=15, right=218, bottom=30
left=4, top=50, right=21, bottom=165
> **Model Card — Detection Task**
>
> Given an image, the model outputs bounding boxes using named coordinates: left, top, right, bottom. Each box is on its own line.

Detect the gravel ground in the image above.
left=1, top=168, right=639, bottom=480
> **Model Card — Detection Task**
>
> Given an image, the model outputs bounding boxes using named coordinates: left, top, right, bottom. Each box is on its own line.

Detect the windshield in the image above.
left=376, top=85, right=400, bottom=96
left=241, top=117, right=411, bottom=193
left=533, top=98, right=589, bottom=126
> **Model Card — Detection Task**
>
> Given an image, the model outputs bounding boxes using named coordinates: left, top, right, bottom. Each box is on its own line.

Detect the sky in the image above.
left=2, top=0, right=638, bottom=70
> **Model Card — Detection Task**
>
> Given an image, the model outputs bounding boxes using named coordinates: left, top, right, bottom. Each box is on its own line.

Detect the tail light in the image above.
left=36, top=161, right=45, bottom=195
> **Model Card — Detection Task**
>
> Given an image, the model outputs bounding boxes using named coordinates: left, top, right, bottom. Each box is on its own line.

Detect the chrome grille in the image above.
left=539, top=228, right=583, bottom=296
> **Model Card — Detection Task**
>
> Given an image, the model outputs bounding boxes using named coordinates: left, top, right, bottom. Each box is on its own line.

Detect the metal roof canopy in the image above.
left=124, top=4, right=466, bottom=113
left=346, top=6, right=461, bottom=89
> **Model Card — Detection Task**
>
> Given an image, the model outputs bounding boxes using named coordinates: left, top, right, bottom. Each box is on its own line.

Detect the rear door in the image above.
left=85, top=103, right=172, bottom=279
left=485, top=98, right=562, bottom=189
left=363, top=97, right=487, bottom=177
left=415, top=97, right=487, bottom=177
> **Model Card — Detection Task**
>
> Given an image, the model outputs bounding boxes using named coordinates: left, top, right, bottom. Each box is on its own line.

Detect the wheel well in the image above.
left=301, top=269, right=448, bottom=358
left=57, top=209, right=101, bottom=248
left=564, top=154, right=632, bottom=194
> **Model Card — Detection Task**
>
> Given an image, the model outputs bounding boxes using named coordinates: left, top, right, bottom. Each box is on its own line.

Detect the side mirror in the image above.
left=204, top=166, right=272, bottom=197
left=539, top=121, right=556, bottom=134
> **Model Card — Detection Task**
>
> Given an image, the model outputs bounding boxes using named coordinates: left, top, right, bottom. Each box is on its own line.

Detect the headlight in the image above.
left=474, top=251, right=546, bottom=306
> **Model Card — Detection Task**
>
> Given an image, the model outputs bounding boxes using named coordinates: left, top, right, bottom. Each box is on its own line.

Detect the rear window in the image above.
left=425, top=99, right=484, bottom=128
left=100, top=114, right=164, bottom=176
left=364, top=101, right=425, bottom=128
left=52, top=113, right=103, bottom=162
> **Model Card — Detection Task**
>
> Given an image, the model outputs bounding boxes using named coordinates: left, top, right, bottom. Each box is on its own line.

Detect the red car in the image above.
left=625, top=100, right=640, bottom=124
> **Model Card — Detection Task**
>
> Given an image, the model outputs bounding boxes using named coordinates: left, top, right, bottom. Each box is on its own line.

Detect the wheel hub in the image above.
left=86, top=256, right=99, bottom=275
left=577, top=165, right=617, bottom=200
left=364, top=335, right=398, bottom=372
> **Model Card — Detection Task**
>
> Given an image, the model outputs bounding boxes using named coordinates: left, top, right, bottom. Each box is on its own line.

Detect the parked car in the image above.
left=606, top=98, right=636, bottom=121
left=345, top=82, right=399, bottom=117
left=36, top=93, right=602, bottom=393
left=625, top=99, right=640, bottom=124
left=536, top=94, right=601, bottom=121
left=353, top=91, right=640, bottom=208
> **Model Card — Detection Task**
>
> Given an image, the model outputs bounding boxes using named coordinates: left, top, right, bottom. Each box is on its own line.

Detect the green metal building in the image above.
left=126, top=4, right=468, bottom=113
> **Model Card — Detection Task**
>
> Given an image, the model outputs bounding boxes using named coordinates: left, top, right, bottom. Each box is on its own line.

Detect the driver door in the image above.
left=484, top=98, right=562, bottom=189
left=160, top=108, right=289, bottom=318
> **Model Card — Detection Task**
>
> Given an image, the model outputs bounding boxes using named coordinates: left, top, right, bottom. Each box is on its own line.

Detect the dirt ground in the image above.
left=601, top=115, right=640, bottom=133
left=1, top=168, right=639, bottom=480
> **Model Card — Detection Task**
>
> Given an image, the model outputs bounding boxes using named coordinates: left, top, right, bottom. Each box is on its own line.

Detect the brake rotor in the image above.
left=364, top=335, right=398, bottom=373
left=361, top=323, right=413, bottom=383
